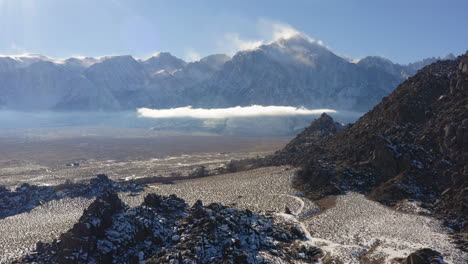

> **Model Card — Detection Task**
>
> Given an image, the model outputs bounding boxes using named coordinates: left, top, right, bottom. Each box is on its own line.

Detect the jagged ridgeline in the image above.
left=0, top=36, right=454, bottom=112
left=273, top=52, right=467, bottom=235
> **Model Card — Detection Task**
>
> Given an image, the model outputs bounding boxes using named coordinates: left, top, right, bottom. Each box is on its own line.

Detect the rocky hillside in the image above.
left=270, top=113, right=346, bottom=166
left=17, top=192, right=323, bottom=264
left=273, top=52, right=467, bottom=238
left=0, top=38, right=448, bottom=112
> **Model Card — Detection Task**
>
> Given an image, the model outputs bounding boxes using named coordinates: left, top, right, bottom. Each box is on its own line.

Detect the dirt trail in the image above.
left=275, top=194, right=305, bottom=215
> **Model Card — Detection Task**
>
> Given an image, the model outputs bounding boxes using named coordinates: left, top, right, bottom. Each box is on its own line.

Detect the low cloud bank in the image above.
left=137, top=105, right=337, bottom=119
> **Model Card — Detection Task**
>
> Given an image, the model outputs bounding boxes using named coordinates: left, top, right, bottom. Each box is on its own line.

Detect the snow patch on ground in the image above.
left=304, top=192, right=467, bottom=263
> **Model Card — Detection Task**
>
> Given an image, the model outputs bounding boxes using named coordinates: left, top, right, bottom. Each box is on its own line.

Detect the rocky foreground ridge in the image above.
left=271, top=52, right=468, bottom=244
left=16, top=192, right=323, bottom=264
left=14, top=190, right=451, bottom=264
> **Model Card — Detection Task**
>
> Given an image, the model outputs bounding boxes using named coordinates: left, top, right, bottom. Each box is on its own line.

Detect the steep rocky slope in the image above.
left=273, top=52, right=467, bottom=239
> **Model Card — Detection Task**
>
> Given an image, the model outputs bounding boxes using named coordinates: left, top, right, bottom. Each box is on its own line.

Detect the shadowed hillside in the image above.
left=272, top=52, right=467, bottom=241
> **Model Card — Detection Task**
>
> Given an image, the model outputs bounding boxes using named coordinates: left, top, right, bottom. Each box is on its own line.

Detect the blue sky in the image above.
left=0, top=0, right=466, bottom=64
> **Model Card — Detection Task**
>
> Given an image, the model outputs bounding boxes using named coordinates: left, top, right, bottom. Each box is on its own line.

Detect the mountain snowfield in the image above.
left=0, top=35, right=454, bottom=112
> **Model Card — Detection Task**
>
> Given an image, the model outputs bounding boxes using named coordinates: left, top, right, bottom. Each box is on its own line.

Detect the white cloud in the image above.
left=218, top=19, right=324, bottom=55
left=185, top=49, right=202, bottom=62
left=222, top=33, right=264, bottom=54
left=137, top=105, right=336, bottom=119
left=150, top=51, right=161, bottom=57
left=259, top=19, right=301, bottom=41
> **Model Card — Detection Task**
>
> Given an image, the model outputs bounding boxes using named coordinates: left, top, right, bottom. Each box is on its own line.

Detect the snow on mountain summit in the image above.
left=142, top=52, right=187, bottom=74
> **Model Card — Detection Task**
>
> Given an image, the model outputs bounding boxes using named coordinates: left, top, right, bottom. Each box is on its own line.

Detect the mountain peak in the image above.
left=307, top=113, right=343, bottom=136
left=318, top=112, right=333, bottom=120
left=155, top=51, right=175, bottom=58
left=238, top=33, right=334, bottom=67
left=143, top=52, right=187, bottom=73
left=270, top=113, right=345, bottom=165
left=265, top=34, right=332, bottom=61
left=144, top=52, right=185, bottom=62
left=274, top=34, right=324, bottom=48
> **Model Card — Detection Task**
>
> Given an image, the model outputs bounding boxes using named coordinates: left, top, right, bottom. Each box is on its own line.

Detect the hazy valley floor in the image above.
left=0, top=126, right=291, bottom=187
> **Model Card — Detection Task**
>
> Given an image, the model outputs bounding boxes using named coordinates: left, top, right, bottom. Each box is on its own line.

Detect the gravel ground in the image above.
left=0, top=166, right=465, bottom=263
left=304, top=193, right=467, bottom=263
left=122, top=166, right=318, bottom=215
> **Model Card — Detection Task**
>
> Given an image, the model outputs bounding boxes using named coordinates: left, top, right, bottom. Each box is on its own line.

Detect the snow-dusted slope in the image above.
left=0, top=61, right=78, bottom=109
left=85, top=55, right=149, bottom=92
left=0, top=44, right=450, bottom=111
left=82, top=55, right=153, bottom=109
left=0, top=57, right=21, bottom=73
left=144, top=54, right=232, bottom=108
left=0, top=53, right=229, bottom=110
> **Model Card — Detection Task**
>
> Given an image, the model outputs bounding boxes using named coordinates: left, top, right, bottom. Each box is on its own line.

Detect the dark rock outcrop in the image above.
left=406, top=248, right=446, bottom=264
left=19, top=193, right=323, bottom=264
left=57, top=191, right=126, bottom=264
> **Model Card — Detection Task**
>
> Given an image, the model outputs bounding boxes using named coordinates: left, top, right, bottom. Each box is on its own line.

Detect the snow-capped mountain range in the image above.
left=0, top=35, right=454, bottom=111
